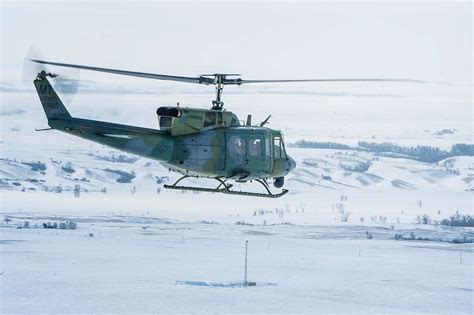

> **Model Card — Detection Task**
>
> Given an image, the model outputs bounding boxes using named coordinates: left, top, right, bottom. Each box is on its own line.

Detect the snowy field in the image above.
left=1, top=81, right=473, bottom=313
left=1, top=214, right=473, bottom=314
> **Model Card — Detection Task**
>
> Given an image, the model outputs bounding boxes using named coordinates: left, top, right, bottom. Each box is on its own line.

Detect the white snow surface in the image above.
left=1, top=216, right=473, bottom=314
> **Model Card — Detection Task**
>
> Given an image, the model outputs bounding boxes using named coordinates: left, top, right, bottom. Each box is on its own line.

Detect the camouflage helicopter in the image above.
left=31, top=59, right=416, bottom=198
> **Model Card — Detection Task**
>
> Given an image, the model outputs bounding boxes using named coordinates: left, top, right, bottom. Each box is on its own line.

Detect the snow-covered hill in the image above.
left=1, top=83, right=472, bottom=225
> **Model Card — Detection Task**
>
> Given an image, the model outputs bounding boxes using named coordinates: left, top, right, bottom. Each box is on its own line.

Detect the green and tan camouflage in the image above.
left=34, top=71, right=296, bottom=197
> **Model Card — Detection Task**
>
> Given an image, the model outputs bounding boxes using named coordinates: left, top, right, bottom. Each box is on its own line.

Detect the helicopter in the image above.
left=31, top=59, right=418, bottom=198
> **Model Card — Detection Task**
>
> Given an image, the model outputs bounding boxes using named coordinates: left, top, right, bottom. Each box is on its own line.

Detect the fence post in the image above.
left=244, top=240, right=248, bottom=286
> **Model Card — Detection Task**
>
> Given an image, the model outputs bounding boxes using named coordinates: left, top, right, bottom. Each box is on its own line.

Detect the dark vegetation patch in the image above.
left=243, top=230, right=275, bottom=236
left=104, top=168, right=136, bottom=183
left=155, top=176, right=169, bottom=184
left=434, top=128, right=457, bottom=135
left=61, top=162, right=75, bottom=174
left=0, top=109, right=26, bottom=116
left=441, top=212, right=474, bottom=227
left=414, top=213, right=474, bottom=228
left=292, top=140, right=474, bottom=163
left=394, top=232, right=473, bottom=244
left=90, top=153, right=139, bottom=163
left=291, top=141, right=354, bottom=150
left=21, top=161, right=46, bottom=171
left=0, top=240, right=28, bottom=244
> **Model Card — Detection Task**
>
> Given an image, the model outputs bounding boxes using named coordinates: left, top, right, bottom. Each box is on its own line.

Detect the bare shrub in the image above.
left=333, top=203, right=349, bottom=222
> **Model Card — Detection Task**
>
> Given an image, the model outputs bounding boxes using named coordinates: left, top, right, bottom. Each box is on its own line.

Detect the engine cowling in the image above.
left=156, top=106, right=233, bottom=136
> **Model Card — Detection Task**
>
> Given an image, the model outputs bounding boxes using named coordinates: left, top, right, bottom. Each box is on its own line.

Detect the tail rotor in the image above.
left=22, top=47, right=81, bottom=104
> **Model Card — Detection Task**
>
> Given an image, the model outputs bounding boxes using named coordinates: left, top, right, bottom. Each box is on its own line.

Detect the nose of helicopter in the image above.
left=286, top=156, right=296, bottom=173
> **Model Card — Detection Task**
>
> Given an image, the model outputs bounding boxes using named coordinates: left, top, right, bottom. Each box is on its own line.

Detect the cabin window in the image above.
left=160, top=116, right=172, bottom=128
left=230, top=114, right=240, bottom=126
left=274, top=136, right=282, bottom=158
left=281, top=135, right=287, bottom=158
left=248, top=138, right=262, bottom=156
left=265, top=137, right=270, bottom=157
left=230, top=136, right=245, bottom=156
left=204, top=112, right=216, bottom=127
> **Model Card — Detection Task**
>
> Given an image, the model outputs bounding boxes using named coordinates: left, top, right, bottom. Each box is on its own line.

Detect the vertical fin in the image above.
left=34, top=73, right=71, bottom=120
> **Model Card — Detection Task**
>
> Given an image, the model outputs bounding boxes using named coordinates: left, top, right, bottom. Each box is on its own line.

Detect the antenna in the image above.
left=244, top=240, right=248, bottom=286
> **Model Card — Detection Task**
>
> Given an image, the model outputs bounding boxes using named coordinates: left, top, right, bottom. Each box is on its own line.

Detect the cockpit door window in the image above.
left=281, top=134, right=287, bottom=158
left=273, top=136, right=281, bottom=158
left=273, top=135, right=287, bottom=159
left=265, top=136, right=270, bottom=157
left=230, top=136, right=245, bottom=156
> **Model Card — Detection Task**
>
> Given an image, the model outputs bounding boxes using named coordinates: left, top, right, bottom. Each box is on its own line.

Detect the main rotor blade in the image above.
left=236, top=78, right=425, bottom=84
left=30, top=59, right=214, bottom=85
left=30, top=59, right=424, bottom=87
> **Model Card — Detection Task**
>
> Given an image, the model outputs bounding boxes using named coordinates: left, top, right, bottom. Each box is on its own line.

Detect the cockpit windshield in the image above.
left=273, top=134, right=287, bottom=159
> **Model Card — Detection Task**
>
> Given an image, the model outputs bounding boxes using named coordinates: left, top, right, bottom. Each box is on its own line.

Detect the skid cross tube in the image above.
left=163, top=175, right=288, bottom=198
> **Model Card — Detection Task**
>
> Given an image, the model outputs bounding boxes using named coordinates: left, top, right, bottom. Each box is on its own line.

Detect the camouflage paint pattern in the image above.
left=34, top=75, right=296, bottom=182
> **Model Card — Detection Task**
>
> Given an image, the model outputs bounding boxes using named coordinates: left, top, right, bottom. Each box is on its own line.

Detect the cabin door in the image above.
left=226, top=132, right=270, bottom=178
left=244, top=134, right=268, bottom=177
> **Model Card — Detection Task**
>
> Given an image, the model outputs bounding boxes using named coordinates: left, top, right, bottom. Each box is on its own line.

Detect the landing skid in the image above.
left=164, top=175, right=288, bottom=198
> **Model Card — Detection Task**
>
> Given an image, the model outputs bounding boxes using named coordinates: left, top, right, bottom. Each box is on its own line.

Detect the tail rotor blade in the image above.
left=24, top=48, right=81, bottom=104
left=21, top=46, right=44, bottom=86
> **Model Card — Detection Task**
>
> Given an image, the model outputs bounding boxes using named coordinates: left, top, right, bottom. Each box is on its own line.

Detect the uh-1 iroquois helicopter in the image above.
left=30, top=59, right=419, bottom=198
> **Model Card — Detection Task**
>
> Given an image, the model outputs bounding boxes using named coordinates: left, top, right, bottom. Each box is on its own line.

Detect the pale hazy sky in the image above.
left=1, top=1, right=472, bottom=85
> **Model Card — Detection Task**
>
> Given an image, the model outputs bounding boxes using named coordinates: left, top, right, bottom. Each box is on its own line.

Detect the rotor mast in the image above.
left=212, top=74, right=226, bottom=110
left=205, top=73, right=242, bottom=110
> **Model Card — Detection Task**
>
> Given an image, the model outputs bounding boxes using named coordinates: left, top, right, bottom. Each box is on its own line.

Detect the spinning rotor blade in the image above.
left=24, top=51, right=80, bottom=104
left=30, top=58, right=424, bottom=110
left=30, top=59, right=424, bottom=86
left=237, top=78, right=425, bottom=84
left=30, top=59, right=215, bottom=85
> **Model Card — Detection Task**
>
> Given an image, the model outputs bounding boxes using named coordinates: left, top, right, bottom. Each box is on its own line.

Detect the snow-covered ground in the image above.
left=1, top=81, right=473, bottom=313
left=1, top=215, right=473, bottom=314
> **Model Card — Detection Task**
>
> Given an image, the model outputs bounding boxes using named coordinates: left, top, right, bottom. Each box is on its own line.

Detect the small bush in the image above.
left=58, top=221, right=77, bottom=230
left=415, top=214, right=431, bottom=225
left=333, top=203, right=349, bottom=222
left=451, top=237, right=473, bottom=244
left=22, top=161, right=47, bottom=172
left=235, top=221, right=254, bottom=226
left=61, top=162, right=75, bottom=174
left=43, top=222, right=58, bottom=229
